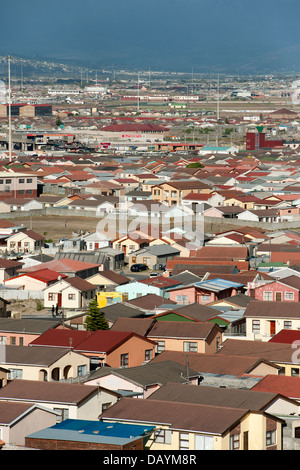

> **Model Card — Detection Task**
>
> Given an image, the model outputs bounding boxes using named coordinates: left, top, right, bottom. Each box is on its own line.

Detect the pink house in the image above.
left=168, top=278, right=245, bottom=305
left=252, top=276, right=300, bottom=302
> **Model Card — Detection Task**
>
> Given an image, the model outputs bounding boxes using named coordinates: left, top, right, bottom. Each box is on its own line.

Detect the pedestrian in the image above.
left=55, top=304, right=59, bottom=316
left=51, top=305, right=55, bottom=317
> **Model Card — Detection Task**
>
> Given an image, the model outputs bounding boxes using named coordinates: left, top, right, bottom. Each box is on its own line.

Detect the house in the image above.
left=3, top=268, right=68, bottom=291
left=29, top=328, right=157, bottom=369
left=0, top=379, right=121, bottom=422
left=0, top=345, right=90, bottom=382
left=0, top=401, right=58, bottom=447
left=43, top=277, right=97, bottom=310
left=18, top=257, right=100, bottom=279
left=150, top=382, right=300, bottom=425
left=7, top=230, right=44, bottom=253
left=86, top=270, right=130, bottom=291
left=217, top=338, right=300, bottom=377
left=109, top=317, right=156, bottom=337
left=150, top=350, right=281, bottom=388
left=168, top=278, right=245, bottom=305
left=151, top=302, right=219, bottom=323
left=112, top=233, right=151, bottom=257
left=128, top=245, right=181, bottom=269
left=0, top=258, right=24, bottom=283
left=0, top=317, right=66, bottom=346
left=152, top=180, right=211, bottom=206
left=25, top=419, right=154, bottom=451
left=243, top=300, right=300, bottom=341
left=251, top=275, right=300, bottom=302
left=84, top=360, right=200, bottom=399
left=146, top=321, right=223, bottom=354
left=81, top=231, right=111, bottom=251
left=101, top=396, right=285, bottom=450
left=116, top=276, right=181, bottom=301
left=125, top=294, right=177, bottom=312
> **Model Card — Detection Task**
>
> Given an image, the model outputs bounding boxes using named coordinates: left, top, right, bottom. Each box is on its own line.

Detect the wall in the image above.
left=106, top=336, right=156, bottom=368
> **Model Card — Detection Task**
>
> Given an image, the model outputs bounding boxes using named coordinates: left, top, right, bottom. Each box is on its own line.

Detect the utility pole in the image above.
left=8, top=56, right=12, bottom=162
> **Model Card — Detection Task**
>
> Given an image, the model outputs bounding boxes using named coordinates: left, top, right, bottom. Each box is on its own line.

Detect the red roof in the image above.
left=30, top=328, right=155, bottom=353
left=251, top=375, right=300, bottom=399
left=6, top=268, right=67, bottom=283
left=269, top=329, right=300, bottom=344
left=19, top=258, right=100, bottom=274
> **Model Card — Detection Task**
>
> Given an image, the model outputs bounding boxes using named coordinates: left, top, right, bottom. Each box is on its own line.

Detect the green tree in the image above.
left=186, top=162, right=204, bottom=168
left=84, top=298, right=109, bottom=331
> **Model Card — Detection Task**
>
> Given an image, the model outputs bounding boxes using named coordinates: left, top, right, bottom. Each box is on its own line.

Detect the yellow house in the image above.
left=97, top=291, right=128, bottom=309
left=152, top=181, right=210, bottom=206
left=101, top=397, right=285, bottom=450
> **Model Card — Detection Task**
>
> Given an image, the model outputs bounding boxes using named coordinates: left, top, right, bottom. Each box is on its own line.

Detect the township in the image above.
left=2, top=75, right=300, bottom=451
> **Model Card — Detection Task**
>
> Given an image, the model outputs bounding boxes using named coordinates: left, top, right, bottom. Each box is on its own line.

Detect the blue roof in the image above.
left=26, top=419, right=155, bottom=445
left=194, top=278, right=244, bottom=292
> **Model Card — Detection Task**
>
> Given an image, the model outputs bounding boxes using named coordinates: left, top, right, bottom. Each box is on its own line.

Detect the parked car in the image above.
left=130, top=264, right=149, bottom=272
left=149, top=272, right=159, bottom=278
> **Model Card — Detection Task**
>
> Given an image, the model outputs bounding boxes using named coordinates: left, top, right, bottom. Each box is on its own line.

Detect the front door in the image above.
left=275, top=292, right=282, bottom=301
left=57, top=293, right=62, bottom=308
left=243, top=431, right=249, bottom=450
left=270, top=320, right=276, bottom=336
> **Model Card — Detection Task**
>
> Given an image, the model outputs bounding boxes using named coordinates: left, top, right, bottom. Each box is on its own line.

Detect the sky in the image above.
left=1, top=0, right=300, bottom=73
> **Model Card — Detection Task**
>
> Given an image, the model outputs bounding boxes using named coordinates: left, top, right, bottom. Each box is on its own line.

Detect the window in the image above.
left=53, top=408, right=69, bottom=423
left=263, top=291, right=273, bottom=301
left=18, top=179, right=25, bottom=183
left=26, top=178, right=33, bottom=183
left=183, top=341, right=198, bottom=352
left=278, top=366, right=285, bottom=375
left=291, top=368, right=299, bottom=377
left=102, top=402, right=112, bottom=412
left=19, top=337, right=24, bottom=346
left=194, top=435, right=214, bottom=450
left=18, top=190, right=25, bottom=194
left=68, top=293, right=76, bottom=300
left=179, top=432, right=189, bottom=450
left=284, top=321, right=292, bottom=329
left=252, top=319, right=260, bottom=333
left=10, top=337, right=16, bottom=345
left=155, top=429, right=172, bottom=445
left=120, top=353, right=129, bottom=368
left=285, top=292, right=294, bottom=300
left=266, top=430, right=276, bottom=447
left=48, top=293, right=55, bottom=301
left=230, top=434, right=240, bottom=450
left=26, top=190, right=32, bottom=194
left=77, top=365, right=87, bottom=377
left=0, top=180, right=3, bottom=184
left=175, top=294, right=188, bottom=304
left=201, top=295, right=210, bottom=302
left=145, top=349, right=152, bottom=361
left=8, top=369, right=23, bottom=380
left=156, top=341, right=165, bottom=354
left=5, top=179, right=11, bottom=184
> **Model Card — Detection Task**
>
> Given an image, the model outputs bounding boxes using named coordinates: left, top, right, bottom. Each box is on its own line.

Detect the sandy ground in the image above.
left=9, top=299, right=51, bottom=318
left=13, top=215, right=100, bottom=242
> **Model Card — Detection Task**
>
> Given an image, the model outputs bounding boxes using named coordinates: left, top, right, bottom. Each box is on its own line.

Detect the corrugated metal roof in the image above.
left=26, top=419, right=155, bottom=445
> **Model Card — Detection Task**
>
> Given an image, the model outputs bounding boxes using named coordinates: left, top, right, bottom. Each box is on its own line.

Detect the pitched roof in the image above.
left=95, top=270, right=131, bottom=285
left=19, top=257, right=100, bottom=274
left=30, top=328, right=155, bottom=354
left=251, top=375, right=300, bottom=399
left=149, top=351, right=279, bottom=376
left=0, top=379, right=98, bottom=404
left=147, top=321, right=219, bottom=340
left=110, top=318, right=156, bottom=336
left=101, top=397, right=257, bottom=435
left=149, top=382, right=287, bottom=412
left=244, top=301, right=300, bottom=318
left=217, top=338, right=297, bottom=363
left=0, top=318, right=62, bottom=334
left=125, top=294, right=176, bottom=310
left=87, top=360, right=199, bottom=387
left=3, top=345, right=77, bottom=366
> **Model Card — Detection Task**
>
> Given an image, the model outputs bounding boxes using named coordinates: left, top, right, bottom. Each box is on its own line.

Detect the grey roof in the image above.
left=132, top=245, right=181, bottom=257
left=54, top=251, right=107, bottom=264
left=168, top=270, right=203, bottom=285
left=99, top=303, right=145, bottom=323
left=86, top=360, right=199, bottom=387
left=0, top=318, right=61, bottom=334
